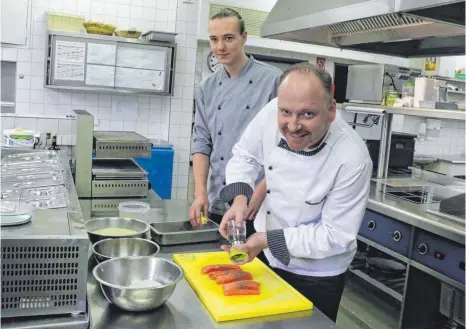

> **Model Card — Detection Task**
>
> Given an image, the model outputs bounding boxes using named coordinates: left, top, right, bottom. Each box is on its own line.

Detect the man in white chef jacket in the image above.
left=218, top=63, right=372, bottom=322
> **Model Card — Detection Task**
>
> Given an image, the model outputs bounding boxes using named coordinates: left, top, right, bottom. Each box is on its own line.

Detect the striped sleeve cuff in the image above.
left=219, top=182, right=253, bottom=204
left=266, top=229, right=291, bottom=266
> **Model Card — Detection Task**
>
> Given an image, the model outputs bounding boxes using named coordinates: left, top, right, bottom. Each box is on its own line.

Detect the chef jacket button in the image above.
left=268, top=166, right=273, bottom=170
left=267, top=211, right=271, bottom=215
left=246, top=105, right=250, bottom=109
left=218, top=105, right=221, bottom=110
left=220, top=157, right=224, bottom=161
left=266, top=189, right=270, bottom=194
left=219, top=82, right=222, bottom=86
left=218, top=131, right=222, bottom=136
left=249, top=80, right=253, bottom=84
left=223, top=181, right=226, bottom=185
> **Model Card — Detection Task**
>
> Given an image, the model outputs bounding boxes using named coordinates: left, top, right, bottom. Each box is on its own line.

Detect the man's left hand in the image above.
left=221, top=232, right=268, bottom=265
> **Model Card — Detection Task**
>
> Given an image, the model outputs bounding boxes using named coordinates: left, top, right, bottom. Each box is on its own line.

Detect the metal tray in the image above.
left=150, top=220, right=220, bottom=245
left=1, top=164, right=62, bottom=176
left=141, top=30, right=177, bottom=43
left=1, top=170, right=62, bottom=182
left=4, top=151, right=57, bottom=164
left=2, top=175, right=64, bottom=189
left=93, top=131, right=152, bottom=158
left=1, top=188, right=23, bottom=200
left=92, top=159, right=147, bottom=179
left=25, top=195, right=67, bottom=209
left=1, top=158, right=60, bottom=168
left=21, top=185, right=65, bottom=200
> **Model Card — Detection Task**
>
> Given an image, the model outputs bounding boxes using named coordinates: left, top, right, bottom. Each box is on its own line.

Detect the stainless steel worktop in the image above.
left=366, top=170, right=465, bottom=244
left=87, top=199, right=340, bottom=329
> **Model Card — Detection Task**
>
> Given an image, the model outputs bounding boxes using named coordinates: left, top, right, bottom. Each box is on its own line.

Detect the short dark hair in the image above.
left=279, top=63, right=333, bottom=104
left=210, top=8, right=245, bottom=35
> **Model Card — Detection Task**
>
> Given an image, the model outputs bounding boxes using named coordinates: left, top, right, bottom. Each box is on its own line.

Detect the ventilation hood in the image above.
left=261, top=0, right=465, bottom=57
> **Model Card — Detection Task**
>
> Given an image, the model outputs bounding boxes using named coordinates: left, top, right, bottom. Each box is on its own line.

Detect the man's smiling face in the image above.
left=277, top=71, right=336, bottom=151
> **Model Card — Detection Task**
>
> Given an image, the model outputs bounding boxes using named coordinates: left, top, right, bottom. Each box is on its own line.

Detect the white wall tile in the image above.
left=30, top=89, right=45, bottom=103
left=30, top=76, right=44, bottom=89
left=30, top=103, right=44, bottom=115
left=15, top=103, right=30, bottom=115
left=15, top=117, right=37, bottom=131
left=37, top=118, right=59, bottom=133
left=17, top=49, right=31, bottom=62
left=16, top=89, right=30, bottom=103
left=17, top=75, right=31, bottom=89
left=123, top=121, right=137, bottom=131
left=43, top=104, right=58, bottom=116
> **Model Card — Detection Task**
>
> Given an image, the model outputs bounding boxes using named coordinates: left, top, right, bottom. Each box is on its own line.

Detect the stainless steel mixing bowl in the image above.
left=92, top=256, right=184, bottom=311
left=85, top=217, right=150, bottom=244
left=92, top=238, right=160, bottom=263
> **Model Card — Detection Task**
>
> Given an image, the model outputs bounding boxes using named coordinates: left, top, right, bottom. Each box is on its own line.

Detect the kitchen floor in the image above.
left=187, top=168, right=371, bottom=329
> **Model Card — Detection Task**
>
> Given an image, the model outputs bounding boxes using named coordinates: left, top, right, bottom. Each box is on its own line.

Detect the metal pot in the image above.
left=84, top=217, right=150, bottom=244
left=92, top=237, right=160, bottom=263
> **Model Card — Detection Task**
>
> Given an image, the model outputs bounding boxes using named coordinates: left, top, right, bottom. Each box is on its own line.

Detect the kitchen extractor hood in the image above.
left=261, top=0, right=465, bottom=57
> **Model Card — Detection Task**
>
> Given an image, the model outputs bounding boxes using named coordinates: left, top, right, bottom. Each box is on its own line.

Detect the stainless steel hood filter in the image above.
left=261, top=0, right=465, bottom=57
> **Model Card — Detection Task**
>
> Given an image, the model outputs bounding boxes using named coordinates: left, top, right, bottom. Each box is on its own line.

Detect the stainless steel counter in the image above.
left=87, top=199, right=341, bottom=329
left=366, top=170, right=465, bottom=244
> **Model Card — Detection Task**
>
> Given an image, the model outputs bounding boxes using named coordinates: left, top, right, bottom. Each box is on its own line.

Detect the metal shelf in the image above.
left=357, top=235, right=410, bottom=263
left=349, top=268, right=404, bottom=302
left=447, top=90, right=465, bottom=95
left=435, top=76, right=466, bottom=83
left=343, top=103, right=466, bottom=120
left=0, top=101, right=15, bottom=107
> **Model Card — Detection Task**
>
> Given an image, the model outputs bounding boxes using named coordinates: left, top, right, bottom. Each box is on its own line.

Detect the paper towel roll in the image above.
left=414, top=77, right=437, bottom=107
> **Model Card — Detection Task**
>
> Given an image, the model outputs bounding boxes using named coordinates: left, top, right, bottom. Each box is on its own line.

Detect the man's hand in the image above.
left=220, top=232, right=268, bottom=265
left=189, top=192, right=209, bottom=228
left=219, top=195, right=248, bottom=239
left=246, top=179, right=267, bottom=220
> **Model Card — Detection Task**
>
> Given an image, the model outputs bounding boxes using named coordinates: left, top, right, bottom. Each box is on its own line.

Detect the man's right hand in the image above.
left=219, top=195, right=248, bottom=240
left=189, top=193, right=209, bottom=228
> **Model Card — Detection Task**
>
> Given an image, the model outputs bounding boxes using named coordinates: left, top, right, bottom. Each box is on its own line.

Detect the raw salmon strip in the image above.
left=216, top=271, right=253, bottom=284
left=223, top=280, right=260, bottom=292
left=202, top=264, right=240, bottom=274
left=223, top=281, right=261, bottom=296
left=208, top=269, right=242, bottom=279
left=224, top=289, right=260, bottom=296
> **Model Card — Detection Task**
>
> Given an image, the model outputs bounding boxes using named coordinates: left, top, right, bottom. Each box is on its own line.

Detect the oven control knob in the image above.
left=368, top=220, right=376, bottom=231
left=418, top=243, right=428, bottom=255
left=393, top=231, right=402, bottom=242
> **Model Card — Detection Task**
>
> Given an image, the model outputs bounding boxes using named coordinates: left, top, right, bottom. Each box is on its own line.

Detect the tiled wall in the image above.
left=1, top=0, right=200, bottom=199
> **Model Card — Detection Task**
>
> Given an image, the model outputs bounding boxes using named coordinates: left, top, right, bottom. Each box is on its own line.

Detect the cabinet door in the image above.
left=1, top=0, right=29, bottom=46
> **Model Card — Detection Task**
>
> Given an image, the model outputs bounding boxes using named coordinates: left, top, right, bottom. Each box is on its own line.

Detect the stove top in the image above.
left=385, top=190, right=445, bottom=204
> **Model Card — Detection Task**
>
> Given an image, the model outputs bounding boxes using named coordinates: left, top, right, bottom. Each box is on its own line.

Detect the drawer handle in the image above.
left=418, top=243, right=428, bottom=255
left=393, top=231, right=402, bottom=242
left=368, top=220, right=376, bottom=231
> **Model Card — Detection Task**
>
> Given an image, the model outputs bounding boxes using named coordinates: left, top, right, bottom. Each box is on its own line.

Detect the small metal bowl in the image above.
left=93, top=256, right=184, bottom=312
left=92, top=238, right=160, bottom=263
left=85, top=217, right=150, bottom=244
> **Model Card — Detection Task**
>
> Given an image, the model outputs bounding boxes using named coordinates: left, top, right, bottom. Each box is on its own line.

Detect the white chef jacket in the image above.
left=220, top=98, right=372, bottom=277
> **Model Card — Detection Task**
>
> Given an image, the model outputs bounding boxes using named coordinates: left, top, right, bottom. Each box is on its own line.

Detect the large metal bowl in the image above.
left=92, top=256, right=184, bottom=311
left=85, top=217, right=150, bottom=244
left=92, top=238, right=160, bottom=263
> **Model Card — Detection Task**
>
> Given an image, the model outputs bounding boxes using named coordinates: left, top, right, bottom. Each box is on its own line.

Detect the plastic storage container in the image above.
left=118, top=201, right=150, bottom=221
left=135, top=145, right=174, bottom=199
left=47, top=12, right=85, bottom=32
